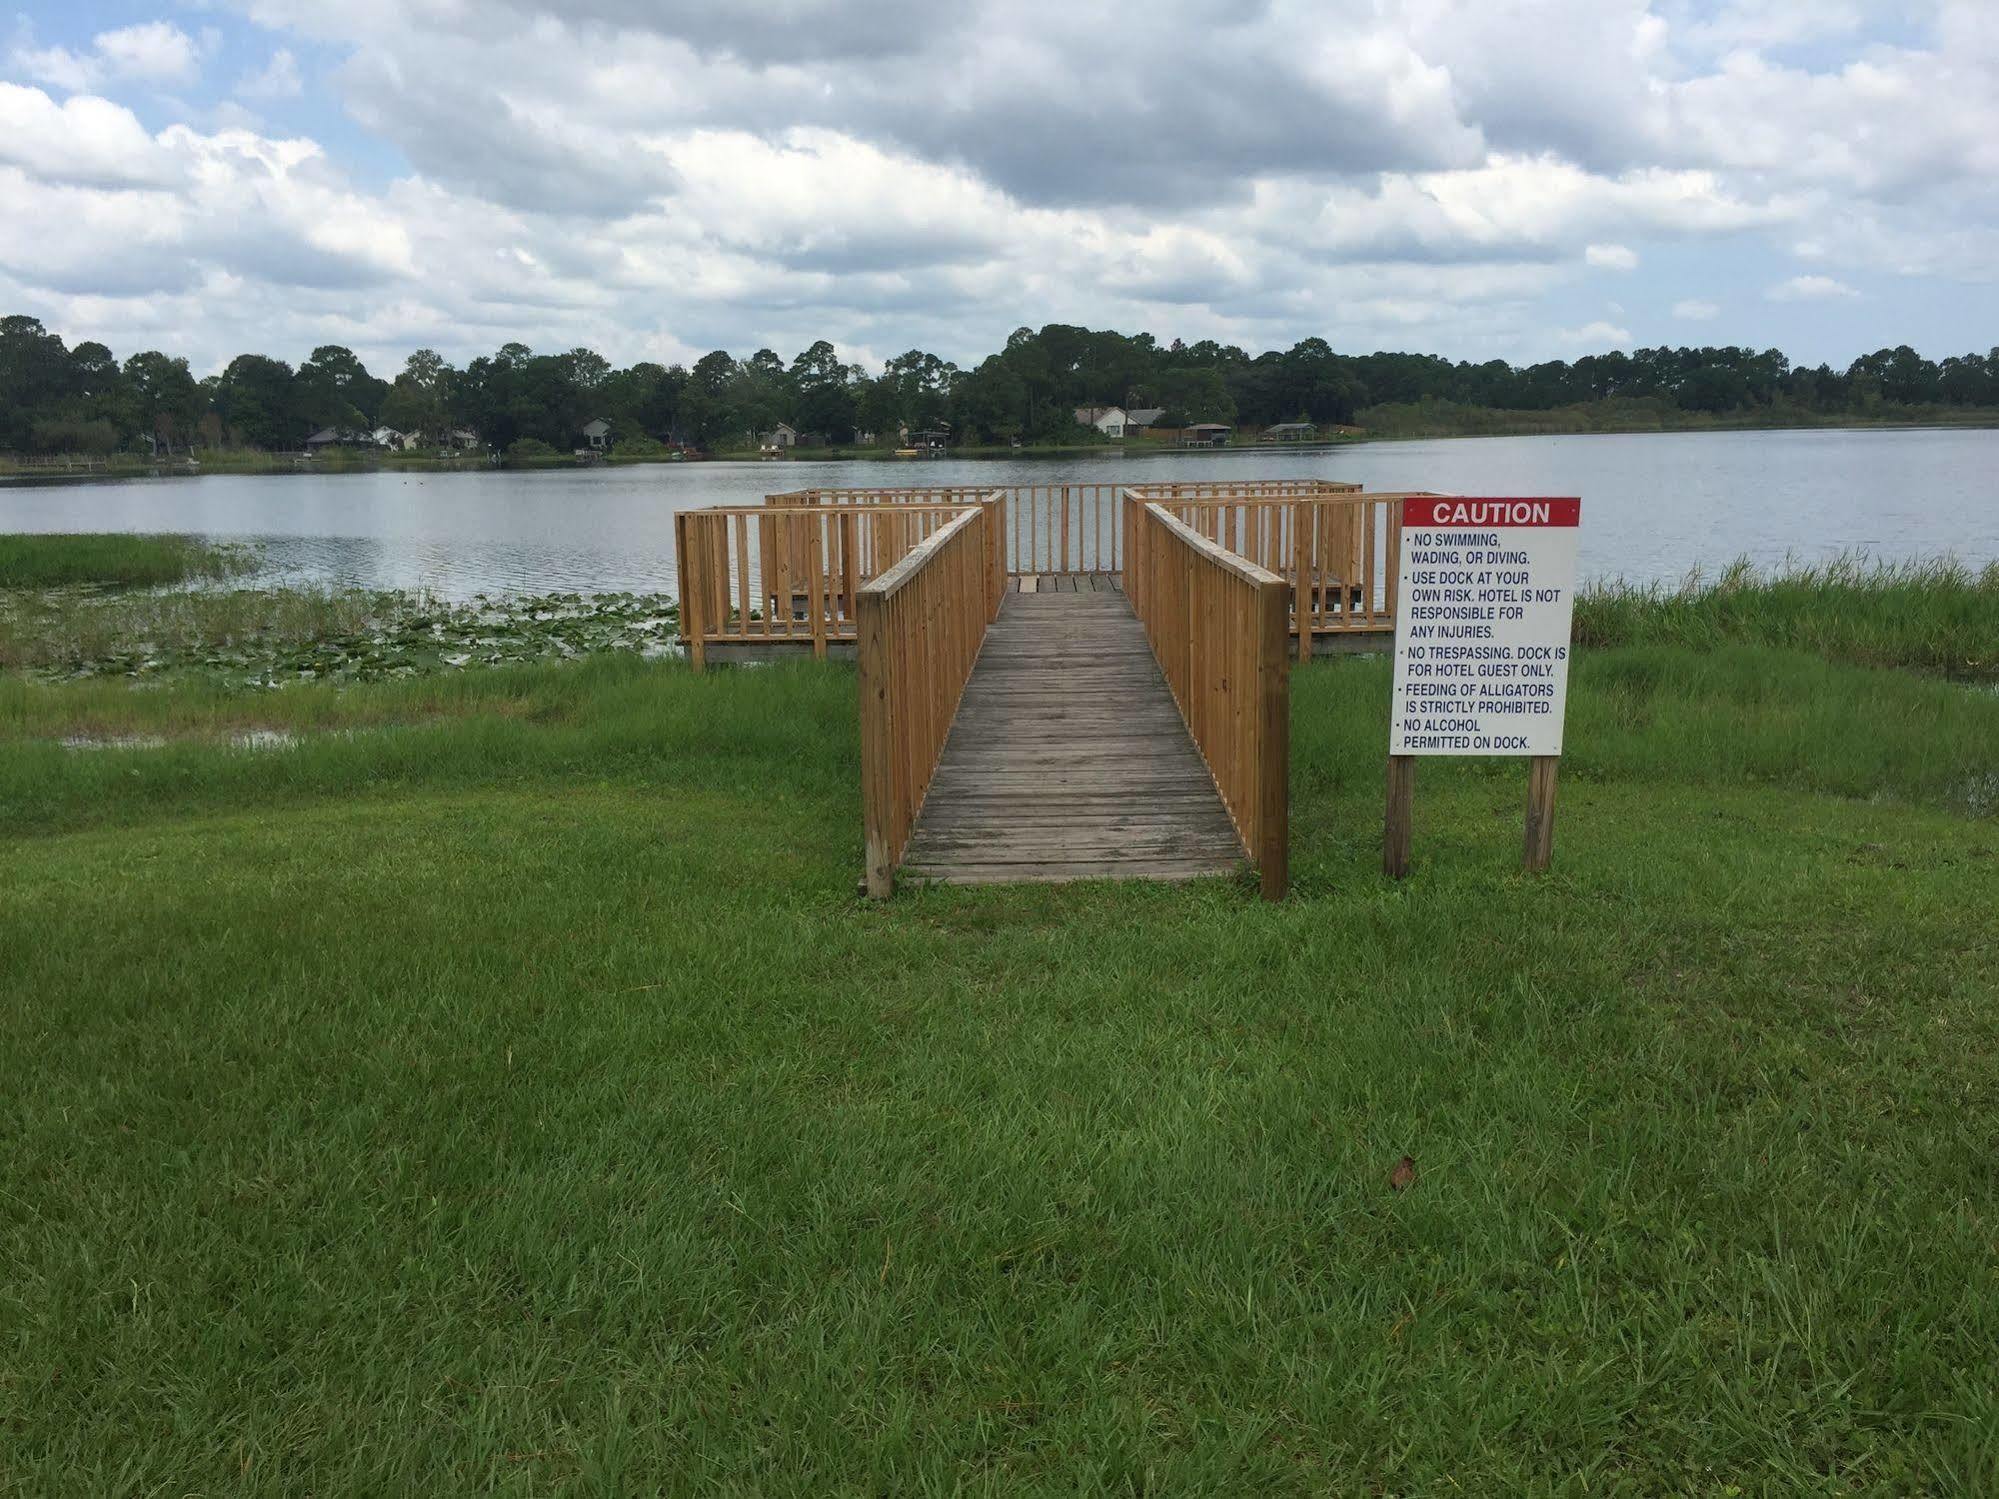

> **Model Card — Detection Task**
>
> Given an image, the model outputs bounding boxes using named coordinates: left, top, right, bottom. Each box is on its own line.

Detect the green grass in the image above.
left=0, top=533, right=252, bottom=589
left=1577, top=555, right=1999, bottom=680
left=2, top=642, right=1997, bottom=1492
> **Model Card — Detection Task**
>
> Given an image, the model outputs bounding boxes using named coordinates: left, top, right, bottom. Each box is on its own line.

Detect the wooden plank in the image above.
left=900, top=586, right=1242, bottom=888
left=857, top=589, right=892, bottom=896
left=1256, top=576, right=1290, bottom=900
left=674, top=511, right=705, bottom=673
left=808, top=515, right=827, bottom=660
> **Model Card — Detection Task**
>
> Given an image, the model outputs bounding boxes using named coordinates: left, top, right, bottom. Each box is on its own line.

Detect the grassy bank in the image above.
left=3, top=572, right=1997, bottom=1491
left=1577, top=555, right=1999, bottom=679
left=0, top=532, right=252, bottom=589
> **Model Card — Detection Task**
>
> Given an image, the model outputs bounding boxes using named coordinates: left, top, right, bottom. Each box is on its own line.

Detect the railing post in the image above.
left=675, top=511, right=706, bottom=673
left=1384, top=755, right=1415, bottom=878
left=858, top=587, right=894, bottom=898
left=1292, top=499, right=1311, bottom=663
left=1523, top=755, right=1559, bottom=873
left=1257, top=576, right=1290, bottom=900
left=841, top=510, right=859, bottom=624
left=988, top=495, right=1005, bottom=617
left=808, top=514, right=828, bottom=660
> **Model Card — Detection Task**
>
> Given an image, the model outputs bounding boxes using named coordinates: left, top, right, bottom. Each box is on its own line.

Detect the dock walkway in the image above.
left=900, top=580, right=1244, bottom=886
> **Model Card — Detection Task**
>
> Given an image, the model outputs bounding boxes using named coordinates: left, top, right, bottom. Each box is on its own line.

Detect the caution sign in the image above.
left=1390, top=497, right=1580, bottom=756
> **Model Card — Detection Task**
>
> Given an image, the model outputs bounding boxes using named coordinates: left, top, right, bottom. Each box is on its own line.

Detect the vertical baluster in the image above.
left=734, top=512, right=750, bottom=637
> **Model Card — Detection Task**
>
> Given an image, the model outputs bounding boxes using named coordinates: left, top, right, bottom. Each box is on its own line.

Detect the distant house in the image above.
left=371, top=426, right=418, bottom=451
left=1074, top=405, right=1129, bottom=438
left=304, top=426, right=370, bottom=451
left=581, top=418, right=615, bottom=451
left=449, top=428, right=481, bottom=450
left=1258, top=421, right=1318, bottom=444
left=1180, top=422, right=1233, bottom=448
left=759, top=422, right=798, bottom=455
left=1125, top=407, right=1166, bottom=431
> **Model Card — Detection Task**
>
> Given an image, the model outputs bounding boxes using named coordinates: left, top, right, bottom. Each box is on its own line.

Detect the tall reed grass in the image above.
left=0, top=533, right=253, bottom=589
left=1575, top=554, right=1999, bottom=678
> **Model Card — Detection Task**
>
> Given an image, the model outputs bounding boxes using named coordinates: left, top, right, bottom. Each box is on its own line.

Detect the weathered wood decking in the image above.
left=899, top=579, right=1246, bottom=886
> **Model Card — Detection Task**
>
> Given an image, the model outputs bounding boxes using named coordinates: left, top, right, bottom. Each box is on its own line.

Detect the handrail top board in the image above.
left=1130, top=480, right=1360, bottom=492
left=855, top=505, right=985, bottom=601
left=766, top=487, right=1005, bottom=504
left=1142, top=488, right=1445, bottom=505
left=681, top=501, right=990, bottom=518
left=1140, top=501, right=1287, bottom=589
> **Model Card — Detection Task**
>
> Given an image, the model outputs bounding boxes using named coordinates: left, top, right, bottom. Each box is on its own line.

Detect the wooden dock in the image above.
left=899, top=579, right=1247, bottom=886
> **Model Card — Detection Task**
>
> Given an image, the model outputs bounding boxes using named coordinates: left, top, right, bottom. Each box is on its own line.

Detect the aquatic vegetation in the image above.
left=0, top=584, right=680, bottom=683
left=0, top=533, right=255, bottom=588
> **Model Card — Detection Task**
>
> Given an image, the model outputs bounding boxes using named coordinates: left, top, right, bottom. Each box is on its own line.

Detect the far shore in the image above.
left=4, top=411, right=1997, bottom=484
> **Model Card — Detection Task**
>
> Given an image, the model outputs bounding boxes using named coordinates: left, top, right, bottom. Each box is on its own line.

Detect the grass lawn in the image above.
left=3, top=639, right=1997, bottom=1492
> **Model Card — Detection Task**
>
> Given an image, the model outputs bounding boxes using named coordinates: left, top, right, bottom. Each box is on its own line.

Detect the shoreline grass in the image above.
left=1576, top=554, right=1999, bottom=679
left=1, top=642, right=1996, bottom=1491
left=0, top=532, right=254, bottom=589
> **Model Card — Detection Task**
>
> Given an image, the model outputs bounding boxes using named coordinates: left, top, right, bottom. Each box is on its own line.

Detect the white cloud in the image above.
left=0, top=84, right=183, bottom=188
left=4, top=1, right=1997, bottom=370
left=94, top=21, right=203, bottom=82
left=239, top=48, right=303, bottom=102
left=1768, top=274, right=1859, bottom=301
left=1680, top=0, right=1866, bottom=54
left=1554, top=319, right=1632, bottom=350
left=10, top=21, right=206, bottom=92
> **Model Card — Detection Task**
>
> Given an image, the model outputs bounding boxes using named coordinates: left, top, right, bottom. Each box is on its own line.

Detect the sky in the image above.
left=1, top=0, right=1993, bottom=378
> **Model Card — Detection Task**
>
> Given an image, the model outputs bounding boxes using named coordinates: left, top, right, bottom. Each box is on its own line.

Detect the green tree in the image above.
left=214, top=354, right=297, bottom=448
left=295, top=345, right=383, bottom=431
left=378, top=348, right=457, bottom=442
left=0, top=316, right=76, bottom=449
left=122, top=350, right=202, bottom=454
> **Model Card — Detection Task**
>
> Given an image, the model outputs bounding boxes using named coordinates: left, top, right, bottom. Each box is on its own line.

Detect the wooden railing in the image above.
left=765, top=480, right=1358, bottom=578
left=1147, top=491, right=1427, bottom=657
left=675, top=497, right=1005, bottom=670
left=770, top=486, right=994, bottom=507
left=857, top=505, right=998, bottom=896
left=1123, top=496, right=1290, bottom=899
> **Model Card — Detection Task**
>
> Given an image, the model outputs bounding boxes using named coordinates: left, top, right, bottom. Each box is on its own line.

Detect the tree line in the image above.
left=3, top=313, right=1995, bottom=456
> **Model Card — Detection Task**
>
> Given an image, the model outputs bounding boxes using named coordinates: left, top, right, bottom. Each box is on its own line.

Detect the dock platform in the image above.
left=900, top=584, right=1245, bottom=886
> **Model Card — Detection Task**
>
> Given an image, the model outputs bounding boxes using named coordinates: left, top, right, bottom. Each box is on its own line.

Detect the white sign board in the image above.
left=1390, top=497, right=1580, bottom=756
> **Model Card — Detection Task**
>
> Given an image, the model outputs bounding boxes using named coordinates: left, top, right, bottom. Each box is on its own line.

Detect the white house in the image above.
left=581, top=418, right=615, bottom=450
left=371, top=426, right=418, bottom=451
left=1074, top=405, right=1129, bottom=438
left=761, top=421, right=798, bottom=450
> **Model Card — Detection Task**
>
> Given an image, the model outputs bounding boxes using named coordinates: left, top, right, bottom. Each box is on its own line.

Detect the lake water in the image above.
left=2, top=428, right=1993, bottom=598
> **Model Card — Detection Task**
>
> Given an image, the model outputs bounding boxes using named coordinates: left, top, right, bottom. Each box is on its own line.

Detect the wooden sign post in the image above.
left=1383, top=497, right=1581, bottom=877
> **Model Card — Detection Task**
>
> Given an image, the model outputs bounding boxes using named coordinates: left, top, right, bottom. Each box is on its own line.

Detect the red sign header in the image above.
left=1403, top=496, right=1581, bottom=528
